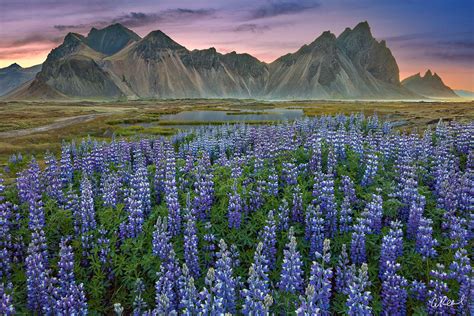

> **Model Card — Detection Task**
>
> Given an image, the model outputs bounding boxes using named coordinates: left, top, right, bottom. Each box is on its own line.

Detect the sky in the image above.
left=0, top=0, right=473, bottom=90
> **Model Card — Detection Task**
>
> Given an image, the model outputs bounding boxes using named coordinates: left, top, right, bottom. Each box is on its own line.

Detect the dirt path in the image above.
left=0, top=114, right=104, bottom=138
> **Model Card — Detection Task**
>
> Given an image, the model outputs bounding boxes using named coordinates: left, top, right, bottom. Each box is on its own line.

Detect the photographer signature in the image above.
left=429, top=295, right=466, bottom=308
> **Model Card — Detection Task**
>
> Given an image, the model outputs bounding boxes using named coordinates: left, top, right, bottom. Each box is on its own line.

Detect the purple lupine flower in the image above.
left=260, top=210, right=277, bottom=270
left=311, top=170, right=323, bottom=206
left=228, top=183, right=243, bottom=229
left=79, top=175, right=96, bottom=260
left=339, top=196, right=353, bottom=234
left=279, top=227, right=304, bottom=294
left=296, top=285, right=321, bottom=315
left=281, top=161, right=298, bottom=186
left=277, top=199, right=290, bottom=232
left=193, top=152, right=214, bottom=219
left=266, top=168, right=279, bottom=197
left=249, top=181, right=265, bottom=212
left=131, top=165, right=151, bottom=215
left=184, top=200, right=200, bottom=279
left=320, top=172, right=337, bottom=237
left=214, top=239, right=237, bottom=314
left=361, top=148, right=378, bottom=186
left=101, top=170, right=120, bottom=208
left=346, top=263, right=372, bottom=316
left=0, top=283, right=14, bottom=315
left=153, top=150, right=166, bottom=205
left=43, top=152, right=64, bottom=204
left=198, top=267, right=223, bottom=315
left=427, top=264, right=455, bottom=315
left=407, top=195, right=425, bottom=239
left=410, top=280, right=427, bottom=302
left=381, top=261, right=408, bottom=315
left=448, top=248, right=472, bottom=314
left=291, top=186, right=304, bottom=223
left=229, top=244, right=241, bottom=270
left=308, top=141, right=322, bottom=175
left=24, top=159, right=46, bottom=231
left=25, top=229, right=50, bottom=312
left=301, top=239, right=332, bottom=314
left=0, top=179, right=12, bottom=280
left=178, top=264, right=198, bottom=315
left=203, top=221, right=216, bottom=268
left=133, top=279, right=147, bottom=315
left=326, top=146, right=337, bottom=174
left=366, top=193, right=383, bottom=234
left=241, top=242, right=272, bottom=315
left=350, top=220, right=367, bottom=265
left=96, top=228, right=112, bottom=279
left=154, top=249, right=181, bottom=314
left=305, top=205, right=325, bottom=259
left=445, top=213, right=468, bottom=249
left=335, top=244, right=355, bottom=295
left=416, top=217, right=438, bottom=260
left=60, top=143, right=74, bottom=187
left=122, top=188, right=144, bottom=239
left=341, top=175, right=357, bottom=205
left=52, top=237, right=88, bottom=315
left=164, top=147, right=181, bottom=236
left=64, top=186, right=80, bottom=236
left=379, top=221, right=403, bottom=278
left=152, top=216, right=172, bottom=260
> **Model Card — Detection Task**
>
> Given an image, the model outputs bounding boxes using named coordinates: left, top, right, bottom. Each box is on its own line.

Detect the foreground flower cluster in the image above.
left=0, top=114, right=472, bottom=315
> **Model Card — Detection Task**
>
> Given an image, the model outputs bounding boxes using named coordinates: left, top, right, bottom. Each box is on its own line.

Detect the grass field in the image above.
left=1, top=99, right=473, bottom=166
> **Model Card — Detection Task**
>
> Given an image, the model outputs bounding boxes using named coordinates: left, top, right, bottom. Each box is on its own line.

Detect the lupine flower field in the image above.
left=0, top=114, right=472, bottom=315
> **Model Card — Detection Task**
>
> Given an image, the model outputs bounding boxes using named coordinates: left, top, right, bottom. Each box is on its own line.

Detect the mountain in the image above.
left=103, top=30, right=269, bottom=98
left=264, top=22, right=413, bottom=99
left=401, top=70, right=458, bottom=99
left=0, top=63, right=42, bottom=96
left=7, top=21, right=423, bottom=100
left=454, top=90, right=474, bottom=99
left=86, top=23, right=140, bottom=55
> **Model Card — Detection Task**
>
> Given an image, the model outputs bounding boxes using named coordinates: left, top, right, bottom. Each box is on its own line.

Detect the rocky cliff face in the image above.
left=401, top=70, right=458, bottom=98
left=104, top=30, right=269, bottom=98
left=7, top=22, right=425, bottom=100
left=264, top=22, right=412, bottom=99
left=0, top=63, right=41, bottom=96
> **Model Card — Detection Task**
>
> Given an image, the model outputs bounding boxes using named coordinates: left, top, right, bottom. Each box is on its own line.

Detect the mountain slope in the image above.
left=401, top=70, right=458, bottom=98
left=26, top=32, right=123, bottom=99
left=454, top=89, right=474, bottom=99
left=86, top=23, right=141, bottom=55
left=0, top=63, right=42, bottom=96
left=8, top=21, right=421, bottom=100
left=264, top=22, right=414, bottom=99
left=103, top=30, right=269, bottom=98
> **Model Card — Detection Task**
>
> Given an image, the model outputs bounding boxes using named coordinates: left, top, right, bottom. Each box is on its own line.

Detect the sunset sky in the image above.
left=1, top=0, right=473, bottom=90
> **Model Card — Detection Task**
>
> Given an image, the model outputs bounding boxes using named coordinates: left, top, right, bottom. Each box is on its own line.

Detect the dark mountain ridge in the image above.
left=3, top=21, right=447, bottom=100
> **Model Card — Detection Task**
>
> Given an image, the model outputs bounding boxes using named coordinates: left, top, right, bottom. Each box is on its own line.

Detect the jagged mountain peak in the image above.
left=86, top=23, right=140, bottom=55
left=5, top=63, right=22, bottom=70
left=308, top=31, right=336, bottom=47
left=353, top=21, right=371, bottom=33
left=142, top=30, right=184, bottom=49
left=402, top=70, right=458, bottom=98
left=64, top=32, right=86, bottom=44
left=6, top=21, right=425, bottom=100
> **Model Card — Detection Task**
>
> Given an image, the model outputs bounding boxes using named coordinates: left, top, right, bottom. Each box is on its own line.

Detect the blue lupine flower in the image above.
left=381, top=261, right=408, bottom=315
left=346, top=263, right=372, bottom=316
left=241, top=242, right=272, bottom=315
left=279, top=227, right=304, bottom=294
